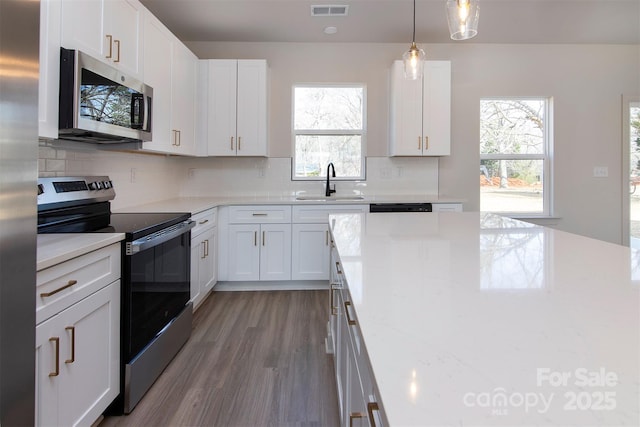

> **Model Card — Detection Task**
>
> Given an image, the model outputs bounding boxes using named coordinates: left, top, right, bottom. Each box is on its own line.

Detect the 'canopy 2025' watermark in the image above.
left=462, top=367, right=618, bottom=416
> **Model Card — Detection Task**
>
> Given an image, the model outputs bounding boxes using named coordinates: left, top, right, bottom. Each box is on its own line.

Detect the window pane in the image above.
left=480, top=99, right=545, bottom=155
left=480, top=159, right=543, bottom=213
left=295, top=135, right=362, bottom=178
left=294, top=87, right=363, bottom=130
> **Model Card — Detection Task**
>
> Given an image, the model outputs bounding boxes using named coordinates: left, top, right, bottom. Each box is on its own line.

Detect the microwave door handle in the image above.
left=144, top=94, right=151, bottom=132
left=130, top=93, right=142, bottom=129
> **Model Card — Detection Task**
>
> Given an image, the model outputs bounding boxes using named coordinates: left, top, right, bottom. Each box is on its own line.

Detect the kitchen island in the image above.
left=328, top=212, right=639, bottom=426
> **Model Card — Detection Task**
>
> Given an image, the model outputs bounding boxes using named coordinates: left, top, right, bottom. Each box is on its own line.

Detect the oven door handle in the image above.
left=126, top=220, right=195, bottom=255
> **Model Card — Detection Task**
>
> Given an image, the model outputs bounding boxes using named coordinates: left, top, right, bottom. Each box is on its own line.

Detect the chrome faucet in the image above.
left=325, top=162, right=336, bottom=197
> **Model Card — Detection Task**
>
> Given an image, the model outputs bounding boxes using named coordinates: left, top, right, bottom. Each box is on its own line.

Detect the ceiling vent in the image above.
left=311, top=5, right=349, bottom=17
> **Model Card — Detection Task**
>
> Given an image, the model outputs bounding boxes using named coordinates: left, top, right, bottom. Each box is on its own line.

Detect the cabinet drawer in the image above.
left=36, top=243, right=120, bottom=325
left=228, top=205, right=291, bottom=224
left=191, top=207, right=217, bottom=236
left=292, top=204, right=366, bottom=223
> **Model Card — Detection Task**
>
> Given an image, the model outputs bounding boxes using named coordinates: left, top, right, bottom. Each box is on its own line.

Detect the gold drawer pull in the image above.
left=262, top=231, right=265, bottom=246
left=254, top=231, right=257, bottom=246
left=330, top=283, right=340, bottom=315
left=238, top=136, right=242, bottom=151
left=252, top=213, right=268, bottom=216
left=40, top=280, right=77, bottom=298
left=418, top=136, right=421, bottom=150
left=425, top=136, right=429, bottom=150
left=65, top=326, right=75, bottom=364
left=349, top=412, right=365, bottom=427
left=105, top=34, right=113, bottom=59
left=230, top=136, right=234, bottom=151
left=344, top=301, right=356, bottom=326
left=198, top=219, right=209, bottom=225
left=49, top=337, right=59, bottom=377
left=114, top=39, right=120, bottom=62
left=367, top=402, right=380, bottom=427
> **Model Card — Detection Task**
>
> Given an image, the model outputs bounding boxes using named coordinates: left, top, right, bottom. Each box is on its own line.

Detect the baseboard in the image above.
left=213, top=280, right=329, bottom=291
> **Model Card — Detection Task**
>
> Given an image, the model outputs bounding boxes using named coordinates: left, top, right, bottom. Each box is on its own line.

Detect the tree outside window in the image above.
left=480, top=98, right=551, bottom=215
left=293, top=85, right=365, bottom=180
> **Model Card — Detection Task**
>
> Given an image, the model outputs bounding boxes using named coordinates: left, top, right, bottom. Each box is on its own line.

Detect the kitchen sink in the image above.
left=295, top=196, right=365, bottom=201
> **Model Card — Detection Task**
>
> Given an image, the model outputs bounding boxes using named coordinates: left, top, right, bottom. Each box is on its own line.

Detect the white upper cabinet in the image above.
left=141, top=12, right=197, bottom=155
left=389, top=60, right=451, bottom=156
left=60, top=0, right=143, bottom=79
left=204, top=59, right=268, bottom=157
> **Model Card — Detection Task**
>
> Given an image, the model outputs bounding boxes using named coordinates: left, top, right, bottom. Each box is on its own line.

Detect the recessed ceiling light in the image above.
left=324, top=26, right=338, bottom=35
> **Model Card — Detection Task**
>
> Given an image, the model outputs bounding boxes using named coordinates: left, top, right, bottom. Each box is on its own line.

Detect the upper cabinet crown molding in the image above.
left=200, top=59, right=268, bottom=157
left=389, top=60, right=451, bottom=156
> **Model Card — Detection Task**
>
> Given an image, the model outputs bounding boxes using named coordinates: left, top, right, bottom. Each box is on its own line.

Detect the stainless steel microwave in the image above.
left=58, top=47, right=153, bottom=144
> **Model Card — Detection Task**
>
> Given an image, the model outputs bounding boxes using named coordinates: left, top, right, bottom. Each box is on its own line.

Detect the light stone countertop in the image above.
left=37, top=233, right=125, bottom=271
left=115, top=194, right=464, bottom=215
left=329, top=211, right=640, bottom=426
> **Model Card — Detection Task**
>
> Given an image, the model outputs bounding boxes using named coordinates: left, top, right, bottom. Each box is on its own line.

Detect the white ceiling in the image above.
left=139, top=0, right=640, bottom=45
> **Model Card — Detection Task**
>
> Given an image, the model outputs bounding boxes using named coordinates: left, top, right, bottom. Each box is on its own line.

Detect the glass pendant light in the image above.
left=446, top=0, right=479, bottom=40
left=402, top=0, right=425, bottom=80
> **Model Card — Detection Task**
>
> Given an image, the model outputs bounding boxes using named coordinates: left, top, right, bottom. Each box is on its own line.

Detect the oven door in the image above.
left=123, top=220, right=194, bottom=362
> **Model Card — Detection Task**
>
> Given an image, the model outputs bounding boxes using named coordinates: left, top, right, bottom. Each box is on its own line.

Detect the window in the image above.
left=480, top=98, right=552, bottom=215
left=293, top=85, right=366, bottom=180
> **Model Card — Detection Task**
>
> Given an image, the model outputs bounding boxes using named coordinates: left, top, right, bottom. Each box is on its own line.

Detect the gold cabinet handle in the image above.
left=262, top=230, right=265, bottom=246
left=172, top=130, right=177, bottom=146
left=105, top=34, right=113, bottom=59
left=205, top=239, right=209, bottom=257
left=49, top=337, right=60, bottom=377
left=349, top=412, right=365, bottom=427
left=425, top=136, right=429, bottom=150
left=344, top=301, right=356, bottom=326
left=230, top=136, right=234, bottom=151
left=199, top=219, right=209, bottom=225
left=418, top=136, right=421, bottom=150
left=40, top=280, right=77, bottom=298
left=65, top=326, right=75, bottom=364
left=254, top=231, right=257, bottom=246
left=252, top=213, right=268, bottom=217
left=238, top=136, right=242, bottom=151
left=326, top=230, right=329, bottom=246
left=201, top=240, right=207, bottom=259
left=114, top=39, right=120, bottom=62
left=367, top=402, right=380, bottom=427
left=177, top=129, right=181, bottom=146
left=330, top=283, right=340, bottom=315
left=335, top=261, right=342, bottom=275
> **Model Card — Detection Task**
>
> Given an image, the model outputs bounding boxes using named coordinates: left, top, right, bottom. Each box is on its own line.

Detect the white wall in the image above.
left=186, top=41, right=639, bottom=244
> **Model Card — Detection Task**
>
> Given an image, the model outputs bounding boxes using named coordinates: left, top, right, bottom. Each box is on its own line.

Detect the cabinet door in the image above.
left=59, top=281, right=120, bottom=427
left=335, top=291, right=348, bottom=424
left=39, top=0, right=62, bottom=139
left=104, top=0, right=143, bottom=79
left=207, top=60, right=238, bottom=156
left=35, top=313, right=62, bottom=426
left=141, top=12, right=174, bottom=153
left=228, top=224, right=260, bottom=281
left=200, top=227, right=217, bottom=296
left=171, top=43, right=197, bottom=155
left=260, top=224, right=291, bottom=281
left=60, top=0, right=105, bottom=61
left=389, top=60, right=424, bottom=156
left=422, top=61, right=451, bottom=156
left=236, top=60, right=268, bottom=156
left=291, top=223, right=330, bottom=280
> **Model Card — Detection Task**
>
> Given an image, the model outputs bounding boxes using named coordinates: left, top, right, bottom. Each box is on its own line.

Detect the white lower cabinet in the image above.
left=331, top=250, right=384, bottom=427
left=190, top=208, right=217, bottom=309
left=291, top=205, right=367, bottom=281
left=228, top=223, right=291, bottom=281
left=35, top=280, right=120, bottom=427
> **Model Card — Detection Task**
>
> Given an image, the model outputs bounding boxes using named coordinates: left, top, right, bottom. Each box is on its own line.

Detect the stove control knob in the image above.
left=103, top=180, right=112, bottom=189
left=88, top=181, right=102, bottom=190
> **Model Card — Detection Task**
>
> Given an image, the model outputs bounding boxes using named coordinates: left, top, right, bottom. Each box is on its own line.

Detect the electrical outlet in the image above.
left=130, top=168, right=137, bottom=183
left=593, top=166, right=608, bottom=178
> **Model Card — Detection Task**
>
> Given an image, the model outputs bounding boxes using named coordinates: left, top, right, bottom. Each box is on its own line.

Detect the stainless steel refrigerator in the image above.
left=0, top=0, right=39, bottom=424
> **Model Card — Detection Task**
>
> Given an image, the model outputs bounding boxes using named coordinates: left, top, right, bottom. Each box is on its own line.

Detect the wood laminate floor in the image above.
left=100, top=290, right=340, bottom=427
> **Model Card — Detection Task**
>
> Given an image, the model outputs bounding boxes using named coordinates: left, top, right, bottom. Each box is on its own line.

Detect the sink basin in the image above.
left=295, top=196, right=365, bottom=201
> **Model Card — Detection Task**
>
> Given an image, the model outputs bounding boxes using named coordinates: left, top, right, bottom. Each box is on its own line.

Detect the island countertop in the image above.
left=328, top=212, right=640, bottom=426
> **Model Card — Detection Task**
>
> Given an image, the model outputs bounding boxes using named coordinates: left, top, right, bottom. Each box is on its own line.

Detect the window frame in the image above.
left=479, top=97, right=553, bottom=217
left=291, top=83, right=367, bottom=181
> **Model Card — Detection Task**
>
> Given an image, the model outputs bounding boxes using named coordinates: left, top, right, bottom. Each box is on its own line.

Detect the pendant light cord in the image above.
left=412, top=0, right=416, bottom=43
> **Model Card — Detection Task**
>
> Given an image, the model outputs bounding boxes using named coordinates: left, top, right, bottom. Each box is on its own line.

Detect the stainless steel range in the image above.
left=37, top=176, right=194, bottom=414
